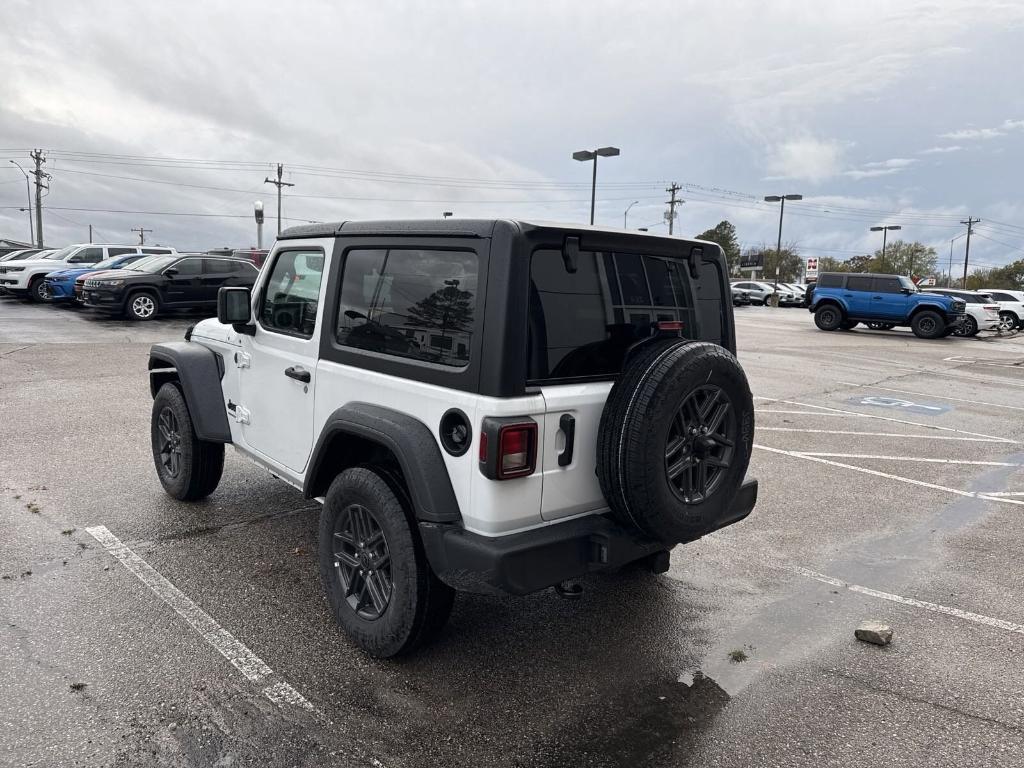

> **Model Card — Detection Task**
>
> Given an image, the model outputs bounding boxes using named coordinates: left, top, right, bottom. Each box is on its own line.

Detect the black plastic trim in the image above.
left=557, top=414, right=575, bottom=467
left=147, top=342, right=232, bottom=443
left=439, top=408, right=472, bottom=457
left=304, top=403, right=462, bottom=523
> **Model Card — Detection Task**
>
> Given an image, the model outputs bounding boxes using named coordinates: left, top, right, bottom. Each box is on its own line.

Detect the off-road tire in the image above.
left=597, top=339, right=754, bottom=544
left=151, top=383, right=224, bottom=501
left=814, top=304, right=843, bottom=331
left=953, top=315, right=977, bottom=338
left=126, top=289, right=159, bottom=321
left=28, top=276, right=49, bottom=303
left=318, top=467, right=455, bottom=658
left=911, top=310, right=945, bottom=339
left=839, top=320, right=859, bottom=331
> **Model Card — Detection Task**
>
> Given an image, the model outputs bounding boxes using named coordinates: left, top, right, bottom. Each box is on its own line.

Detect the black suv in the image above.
left=83, top=254, right=259, bottom=320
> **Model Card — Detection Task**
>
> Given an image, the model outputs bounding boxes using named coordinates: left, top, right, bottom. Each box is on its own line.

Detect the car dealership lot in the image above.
left=3, top=298, right=1024, bottom=767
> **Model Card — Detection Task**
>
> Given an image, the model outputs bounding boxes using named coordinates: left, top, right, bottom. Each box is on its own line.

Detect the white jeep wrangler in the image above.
left=147, top=219, right=757, bottom=657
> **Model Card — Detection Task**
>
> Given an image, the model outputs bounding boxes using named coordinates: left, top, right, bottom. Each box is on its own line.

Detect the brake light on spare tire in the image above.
left=479, top=417, right=538, bottom=480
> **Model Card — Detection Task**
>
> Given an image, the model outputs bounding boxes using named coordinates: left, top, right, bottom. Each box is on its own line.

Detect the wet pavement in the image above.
left=3, top=296, right=1024, bottom=767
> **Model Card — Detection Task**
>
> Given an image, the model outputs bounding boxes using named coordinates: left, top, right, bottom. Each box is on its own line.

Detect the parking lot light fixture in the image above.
left=870, top=225, right=902, bottom=272
left=573, top=146, right=621, bottom=225
left=624, top=200, right=639, bottom=229
left=764, top=194, right=802, bottom=292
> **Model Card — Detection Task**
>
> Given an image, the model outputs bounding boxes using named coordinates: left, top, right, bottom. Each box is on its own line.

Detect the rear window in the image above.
left=988, top=291, right=1015, bottom=302
left=816, top=274, right=843, bottom=288
left=528, top=249, right=695, bottom=382
left=846, top=276, right=872, bottom=291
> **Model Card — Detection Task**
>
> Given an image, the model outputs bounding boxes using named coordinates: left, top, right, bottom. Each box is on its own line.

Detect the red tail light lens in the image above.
left=478, top=431, right=488, bottom=462
left=479, top=418, right=538, bottom=480
left=500, top=427, right=533, bottom=477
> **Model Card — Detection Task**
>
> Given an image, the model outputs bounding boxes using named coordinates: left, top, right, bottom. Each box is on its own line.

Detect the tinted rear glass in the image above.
left=817, top=274, right=843, bottom=288
left=528, top=249, right=695, bottom=382
left=847, top=276, right=872, bottom=291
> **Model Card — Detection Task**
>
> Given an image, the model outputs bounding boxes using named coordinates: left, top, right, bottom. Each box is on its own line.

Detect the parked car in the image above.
left=778, top=282, right=808, bottom=307
left=730, top=280, right=795, bottom=306
left=731, top=285, right=751, bottom=306
left=0, top=248, right=47, bottom=262
left=809, top=272, right=966, bottom=338
left=922, top=288, right=1000, bottom=336
left=83, top=254, right=259, bottom=320
left=146, top=219, right=758, bottom=656
left=44, top=252, right=154, bottom=303
left=0, top=244, right=176, bottom=302
left=978, top=288, right=1024, bottom=331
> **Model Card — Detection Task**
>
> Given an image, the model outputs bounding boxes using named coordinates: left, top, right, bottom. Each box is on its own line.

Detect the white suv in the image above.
left=730, top=280, right=795, bottom=306
left=0, top=243, right=176, bottom=301
left=922, top=288, right=1000, bottom=336
left=146, top=220, right=758, bottom=657
left=980, top=289, right=1024, bottom=331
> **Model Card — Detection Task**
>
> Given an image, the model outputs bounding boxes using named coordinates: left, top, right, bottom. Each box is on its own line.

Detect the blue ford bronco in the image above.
left=808, top=272, right=966, bottom=339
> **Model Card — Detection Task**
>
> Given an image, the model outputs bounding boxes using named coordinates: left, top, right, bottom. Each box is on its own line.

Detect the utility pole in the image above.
left=131, top=226, right=153, bottom=245
left=29, top=150, right=49, bottom=247
left=665, top=183, right=683, bottom=235
left=264, top=163, right=294, bottom=236
left=960, top=217, right=980, bottom=289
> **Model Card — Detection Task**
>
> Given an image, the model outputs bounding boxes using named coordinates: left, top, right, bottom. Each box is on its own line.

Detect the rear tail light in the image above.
left=479, top=417, right=538, bottom=480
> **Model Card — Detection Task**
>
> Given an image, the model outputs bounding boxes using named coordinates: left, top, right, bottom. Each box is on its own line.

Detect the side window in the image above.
left=846, top=276, right=872, bottom=292
left=108, top=247, right=137, bottom=258
left=206, top=259, right=237, bottom=274
left=170, top=258, right=202, bottom=276
left=817, top=274, right=843, bottom=288
left=71, top=247, right=104, bottom=264
left=988, top=292, right=1014, bottom=302
left=260, top=249, right=325, bottom=338
left=142, top=248, right=172, bottom=254
left=336, top=249, right=477, bottom=367
left=872, top=277, right=903, bottom=293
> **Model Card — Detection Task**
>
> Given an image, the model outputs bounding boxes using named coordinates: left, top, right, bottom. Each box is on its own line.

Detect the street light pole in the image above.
left=254, top=200, right=264, bottom=249
left=9, top=160, right=34, bottom=246
left=764, top=194, right=802, bottom=292
left=573, top=146, right=621, bottom=225
left=870, top=225, right=901, bottom=272
left=623, top=200, right=639, bottom=229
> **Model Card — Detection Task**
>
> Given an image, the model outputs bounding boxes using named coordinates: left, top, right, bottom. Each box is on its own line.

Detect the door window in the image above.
left=871, top=277, right=903, bottom=293
left=70, top=247, right=104, bottom=264
left=846, top=276, right=872, bottom=292
left=169, top=258, right=202, bottom=276
left=108, top=247, right=137, bottom=258
left=259, top=249, right=325, bottom=338
left=336, top=249, right=478, bottom=367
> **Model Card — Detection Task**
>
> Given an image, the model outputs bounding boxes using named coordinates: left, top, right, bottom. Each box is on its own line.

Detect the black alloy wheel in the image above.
left=332, top=504, right=393, bottom=621
left=156, top=406, right=183, bottom=478
left=953, top=315, right=977, bottom=337
left=664, top=385, right=736, bottom=504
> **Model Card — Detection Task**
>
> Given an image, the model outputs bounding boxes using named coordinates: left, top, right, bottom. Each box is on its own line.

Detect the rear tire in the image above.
left=998, top=311, right=1018, bottom=332
left=596, top=339, right=754, bottom=544
left=814, top=305, right=843, bottom=331
left=839, top=320, right=858, bottom=331
left=953, top=315, right=977, bottom=337
left=318, top=467, right=454, bottom=658
left=911, top=310, right=945, bottom=339
left=126, top=290, right=159, bottom=321
left=151, top=383, right=224, bottom=500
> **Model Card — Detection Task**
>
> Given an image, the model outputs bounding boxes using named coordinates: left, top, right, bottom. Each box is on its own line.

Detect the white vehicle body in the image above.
left=730, top=280, right=795, bottom=306
left=0, top=243, right=176, bottom=295
left=923, top=289, right=1000, bottom=332
left=980, top=288, right=1024, bottom=330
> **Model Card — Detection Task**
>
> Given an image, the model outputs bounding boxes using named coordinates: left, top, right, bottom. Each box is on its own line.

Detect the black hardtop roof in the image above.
left=818, top=271, right=907, bottom=279
left=279, top=218, right=715, bottom=249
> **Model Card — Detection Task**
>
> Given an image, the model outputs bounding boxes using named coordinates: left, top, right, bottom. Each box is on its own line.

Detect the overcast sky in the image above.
left=2, top=0, right=1023, bottom=273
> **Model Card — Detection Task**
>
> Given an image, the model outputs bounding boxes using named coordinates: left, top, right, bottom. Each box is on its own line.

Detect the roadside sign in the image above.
left=806, top=258, right=818, bottom=279
left=918, top=276, right=936, bottom=286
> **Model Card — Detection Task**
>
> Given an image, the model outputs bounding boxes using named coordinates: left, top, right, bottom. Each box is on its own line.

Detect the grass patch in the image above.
left=728, top=649, right=749, bottom=663
left=69, top=682, right=87, bottom=692
left=61, top=528, right=75, bottom=536
left=26, top=502, right=40, bottom=514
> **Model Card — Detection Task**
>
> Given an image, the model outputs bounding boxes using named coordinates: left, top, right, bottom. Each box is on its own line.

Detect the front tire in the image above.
left=911, top=310, right=945, bottom=339
left=953, top=315, right=977, bottom=337
left=28, top=276, right=49, bottom=303
left=318, top=467, right=455, bottom=658
left=126, top=290, right=159, bottom=321
left=814, top=305, right=843, bottom=331
left=839, top=320, right=859, bottom=331
left=151, top=383, right=224, bottom=500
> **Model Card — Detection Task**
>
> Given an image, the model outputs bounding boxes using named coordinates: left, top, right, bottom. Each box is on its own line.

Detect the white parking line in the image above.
left=754, top=396, right=1016, bottom=443
left=785, top=565, right=1024, bottom=636
left=86, top=525, right=316, bottom=714
left=757, top=427, right=1009, bottom=443
left=753, top=444, right=1024, bottom=506
left=796, top=453, right=1024, bottom=466
left=837, top=381, right=1024, bottom=413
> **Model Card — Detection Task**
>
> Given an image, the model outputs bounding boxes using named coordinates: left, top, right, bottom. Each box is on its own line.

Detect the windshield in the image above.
left=899, top=276, right=917, bottom=292
left=91, top=256, right=126, bottom=270
left=44, top=246, right=76, bottom=261
left=131, top=255, right=179, bottom=273
left=124, top=256, right=160, bottom=271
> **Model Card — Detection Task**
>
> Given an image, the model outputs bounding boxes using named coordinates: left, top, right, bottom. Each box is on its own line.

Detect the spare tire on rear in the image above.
left=597, top=339, right=754, bottom=544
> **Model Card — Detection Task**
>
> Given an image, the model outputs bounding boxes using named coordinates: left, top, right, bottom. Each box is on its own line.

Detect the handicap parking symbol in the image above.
left=847, top=395, right=952, bottom=416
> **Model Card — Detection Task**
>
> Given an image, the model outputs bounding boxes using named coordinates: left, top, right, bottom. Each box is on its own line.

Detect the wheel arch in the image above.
left=148, top=342, right=231, bottom=443
left=304, top=403, right=462, bottom=525
left=813, top=298, right=847, bottom=317
left=124, top=284, right=161, bottom=310
left=909, top=303, right=949, bottom=322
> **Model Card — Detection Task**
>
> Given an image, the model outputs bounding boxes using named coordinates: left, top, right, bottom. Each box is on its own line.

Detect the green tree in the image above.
left=873, top=240, right=937, bottom=278
left=406, top=284, right=474, bottom=333
left=816, top=256, right=846, bottom=273
left=965, top=259, right=1024, bottom=290
left=761, top=245, right=804, bottom=282
left=695, top=221, right=741, bottom=273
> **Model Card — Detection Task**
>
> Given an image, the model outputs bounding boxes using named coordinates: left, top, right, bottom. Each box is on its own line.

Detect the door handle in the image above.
left=558, top=414, right=575, bottom=467
left=872, top=295, right=883, bottom=300
left=284, top=366, right=311, bottom=383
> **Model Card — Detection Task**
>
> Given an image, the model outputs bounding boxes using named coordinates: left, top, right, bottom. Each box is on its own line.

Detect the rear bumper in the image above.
left=420, top=478, right=758, bottom=595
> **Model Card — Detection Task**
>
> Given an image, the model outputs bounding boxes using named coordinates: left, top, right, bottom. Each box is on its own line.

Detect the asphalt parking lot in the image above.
left=3, top=298, right=1024, bottom=767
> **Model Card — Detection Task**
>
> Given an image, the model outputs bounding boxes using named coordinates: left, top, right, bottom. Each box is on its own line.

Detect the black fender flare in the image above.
left=304, top=403, right=462, bottom=524
left=909, top=302, right=950, bottom=321
left=148, top=342, right=231, bottom=443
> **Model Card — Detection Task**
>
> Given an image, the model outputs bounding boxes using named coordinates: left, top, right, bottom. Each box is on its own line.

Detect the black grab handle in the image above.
left=284, top=366, right=311, bottom=383
left=558, top=414, right=576, bottom=467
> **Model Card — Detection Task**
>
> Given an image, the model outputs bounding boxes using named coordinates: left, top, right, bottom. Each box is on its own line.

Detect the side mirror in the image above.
left=218, top=286, right=253, bottom=329
left=902, top=287, right=913, bottom=295
left=164, top=267, right=179, bottom=277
